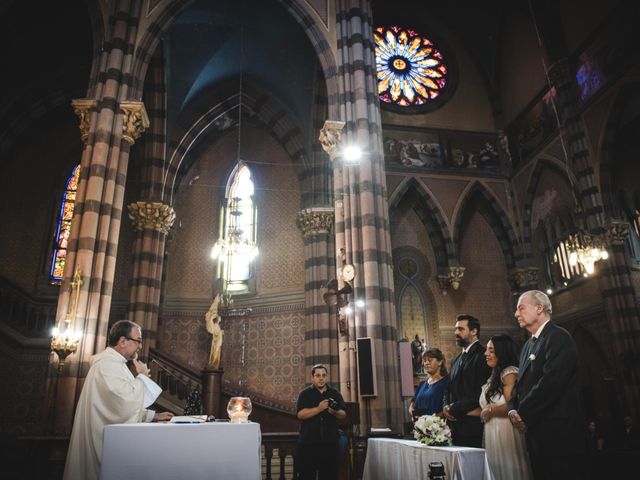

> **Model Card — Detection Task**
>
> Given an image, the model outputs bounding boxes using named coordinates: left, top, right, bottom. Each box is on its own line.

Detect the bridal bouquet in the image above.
left=413, top=414, right=452, bottom=446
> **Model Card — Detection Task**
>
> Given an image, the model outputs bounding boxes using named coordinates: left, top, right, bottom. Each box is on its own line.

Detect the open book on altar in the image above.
left=169, top=415, right=208, bottom=423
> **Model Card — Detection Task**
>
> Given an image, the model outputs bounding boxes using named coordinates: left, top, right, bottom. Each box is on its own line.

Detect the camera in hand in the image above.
left=327, top=398, right=340, bottom=410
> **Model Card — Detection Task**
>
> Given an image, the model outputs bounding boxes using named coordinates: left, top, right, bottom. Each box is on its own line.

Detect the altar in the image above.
left=363, top=437, right=493, bottom=480
left=100, top=421, right=261, bottom=480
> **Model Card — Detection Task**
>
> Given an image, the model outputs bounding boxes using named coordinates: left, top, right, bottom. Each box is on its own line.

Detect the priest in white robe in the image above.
left=63, top=320, right=173, bottom=480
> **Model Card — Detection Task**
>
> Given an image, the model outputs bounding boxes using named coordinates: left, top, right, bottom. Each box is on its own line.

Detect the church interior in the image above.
left=0, top=0, right=639, bottom=478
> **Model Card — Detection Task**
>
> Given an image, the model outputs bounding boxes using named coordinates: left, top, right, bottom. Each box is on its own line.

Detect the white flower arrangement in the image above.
left=529, top=354, right=536, bottom=361
left=413, top=414, right=452, bottom=446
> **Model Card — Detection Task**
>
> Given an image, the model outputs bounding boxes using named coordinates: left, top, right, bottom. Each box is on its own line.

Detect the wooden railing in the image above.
left=147, top=348, right=300, bottom=427
left=147, top=348, right=301, bottom=479
left=148, top=348, right=201, bottom=411
left=262, top=432, right=298, bottom=480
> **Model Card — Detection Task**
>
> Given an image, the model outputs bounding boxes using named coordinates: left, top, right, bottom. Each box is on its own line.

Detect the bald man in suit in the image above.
left=508, top=290, right=587, bottom=480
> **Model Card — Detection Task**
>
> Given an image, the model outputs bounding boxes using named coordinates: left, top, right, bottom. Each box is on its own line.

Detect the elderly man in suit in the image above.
left=508, top=290, right=586, bottom=480
left=443, top=314, right=491, bottom=447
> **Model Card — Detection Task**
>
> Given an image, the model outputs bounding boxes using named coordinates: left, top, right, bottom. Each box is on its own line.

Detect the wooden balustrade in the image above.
left=149, top=347, right=202, bottom=410
left=262, top=432, right=298, bottom=480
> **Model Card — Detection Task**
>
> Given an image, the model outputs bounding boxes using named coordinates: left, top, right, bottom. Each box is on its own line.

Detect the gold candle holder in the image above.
left=51, top=267, right=83, bottom=371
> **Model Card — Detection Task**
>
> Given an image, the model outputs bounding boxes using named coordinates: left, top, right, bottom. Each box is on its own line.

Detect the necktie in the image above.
left=524, top=337, right=536, bottom=361
left=458, top=351, right=467, bottom=371
left=451, top=352, right=464, bottom=377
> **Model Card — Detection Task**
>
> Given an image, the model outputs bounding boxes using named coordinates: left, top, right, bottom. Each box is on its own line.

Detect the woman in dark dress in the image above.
left=409, top=348, right=449, bottom=419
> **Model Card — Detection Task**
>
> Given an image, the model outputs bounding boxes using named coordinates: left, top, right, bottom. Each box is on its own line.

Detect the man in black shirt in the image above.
left=296, top=364, right=346, bottom=480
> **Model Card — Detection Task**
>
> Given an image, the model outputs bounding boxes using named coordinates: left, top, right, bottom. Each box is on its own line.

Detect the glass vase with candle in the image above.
left=227, top=397, right=252, bottom=423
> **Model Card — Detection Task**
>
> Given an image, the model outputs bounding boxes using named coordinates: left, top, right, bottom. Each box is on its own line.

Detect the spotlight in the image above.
left=342, top=145, right=362, bottom=163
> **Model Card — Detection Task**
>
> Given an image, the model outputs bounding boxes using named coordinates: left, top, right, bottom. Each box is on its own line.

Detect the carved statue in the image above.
left=205, top=294, right=224, bottom=370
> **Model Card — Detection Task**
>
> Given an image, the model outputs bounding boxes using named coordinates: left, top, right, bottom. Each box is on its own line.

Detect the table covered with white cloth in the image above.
left=363, top=437, right=493, bottom=480
left=100, top=422, right=261, bottom=480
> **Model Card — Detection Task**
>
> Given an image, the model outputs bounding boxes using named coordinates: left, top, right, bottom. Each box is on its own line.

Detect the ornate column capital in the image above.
left=127, top=201, right=176, bottom=234
left=509, top=267, right=539, bottom=292
left=509, top=269, right=526, bottom=291
left=604, top=221, right=630, bottom=246
left=437, top=266, right=466, bottom=294
left=120, top=101, right=150, bottom=145
left=319, top=120, right=345, bottom=161
left=71, top=99, right=98, bottom=142
left=297, top=207, right=335, bottom=237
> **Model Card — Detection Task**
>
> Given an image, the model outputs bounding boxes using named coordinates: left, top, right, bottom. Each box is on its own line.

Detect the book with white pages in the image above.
left=169, top=415, right=208, bottom=423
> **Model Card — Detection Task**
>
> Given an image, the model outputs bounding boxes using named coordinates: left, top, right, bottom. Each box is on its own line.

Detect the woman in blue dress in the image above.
left=409, top=348, right=449, bottom=419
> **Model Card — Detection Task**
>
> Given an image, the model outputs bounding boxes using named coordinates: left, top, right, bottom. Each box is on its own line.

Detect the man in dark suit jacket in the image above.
left=508, top=290, right=586, bottom=480
left=443, top=314, right=491, bottom=447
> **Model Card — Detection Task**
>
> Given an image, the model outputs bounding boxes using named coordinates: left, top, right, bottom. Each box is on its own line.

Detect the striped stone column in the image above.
left=125, top=48, right=173, bottom=361
left=548, top=59, right=640, bottom=414
left=296, top=74, right=339, bottom=378
left=320, top=121, right=354, bottom=401
left=297, top=208, right=337, bottom=379
left=127, top=201, right=175, bottom=361
left=301, top=69, right=333, bottom=208
left=333, top=0, right=402, bottom=431
left=602, top=222, right=640, bottom=413
left=49, top=0, right=145, bottom=435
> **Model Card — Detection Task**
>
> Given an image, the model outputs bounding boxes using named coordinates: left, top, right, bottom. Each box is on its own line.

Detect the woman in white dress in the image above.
left=479, top=334, right=533, bottom=480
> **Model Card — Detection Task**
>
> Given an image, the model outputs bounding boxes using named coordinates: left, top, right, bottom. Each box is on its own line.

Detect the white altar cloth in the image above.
left=100, top=421, right=261, bottom=480
left=363, top=437, right=493, bottom=480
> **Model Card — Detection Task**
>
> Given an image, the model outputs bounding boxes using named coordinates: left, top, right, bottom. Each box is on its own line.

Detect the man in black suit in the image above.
left=508, top=290, right=586, bottom=480
left=443, top=314, right=491, bottom=447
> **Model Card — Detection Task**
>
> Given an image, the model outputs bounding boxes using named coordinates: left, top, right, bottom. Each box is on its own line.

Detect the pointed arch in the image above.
left=389, top=178, right=455, bottom=269
left=452, top=181, right=521, bottom=270
left=130, top=0, right=339, bottom=119
left=163, top=80, right=310, bottom=205
left=521, top=156, right=577, bottom=258
left=392, top=245, right=439, bottom=348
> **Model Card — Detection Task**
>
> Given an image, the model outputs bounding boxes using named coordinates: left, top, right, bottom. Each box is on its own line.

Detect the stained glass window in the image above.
left=50, top=164, right=80, bottom=283
left=374, top=26, right=448, bottom=108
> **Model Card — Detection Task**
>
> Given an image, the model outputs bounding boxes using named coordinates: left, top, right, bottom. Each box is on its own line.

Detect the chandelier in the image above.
left=567, top=230, right=608, bottom=276
left=210, top=197, right=259, bottom=263
left=51, top=267, right=83, bottom=371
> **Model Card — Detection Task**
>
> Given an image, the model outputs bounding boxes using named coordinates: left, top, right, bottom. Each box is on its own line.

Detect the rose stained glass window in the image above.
left=51, top=164, right=80, bottom=283
left=374, top=26, right=448, bottom=108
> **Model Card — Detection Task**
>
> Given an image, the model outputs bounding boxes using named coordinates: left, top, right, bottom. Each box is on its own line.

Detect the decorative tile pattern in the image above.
left=0, top=341, right=49, bottom=435
left=159, top=308, right=306, bottom=409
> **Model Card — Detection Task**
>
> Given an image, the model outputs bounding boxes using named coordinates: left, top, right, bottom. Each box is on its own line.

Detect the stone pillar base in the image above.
left=202, top=369, right=223, bottom=418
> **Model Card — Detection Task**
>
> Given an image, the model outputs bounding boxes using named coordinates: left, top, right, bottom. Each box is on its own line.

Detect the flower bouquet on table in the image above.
left=413, top=415, right=452, bottom=446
